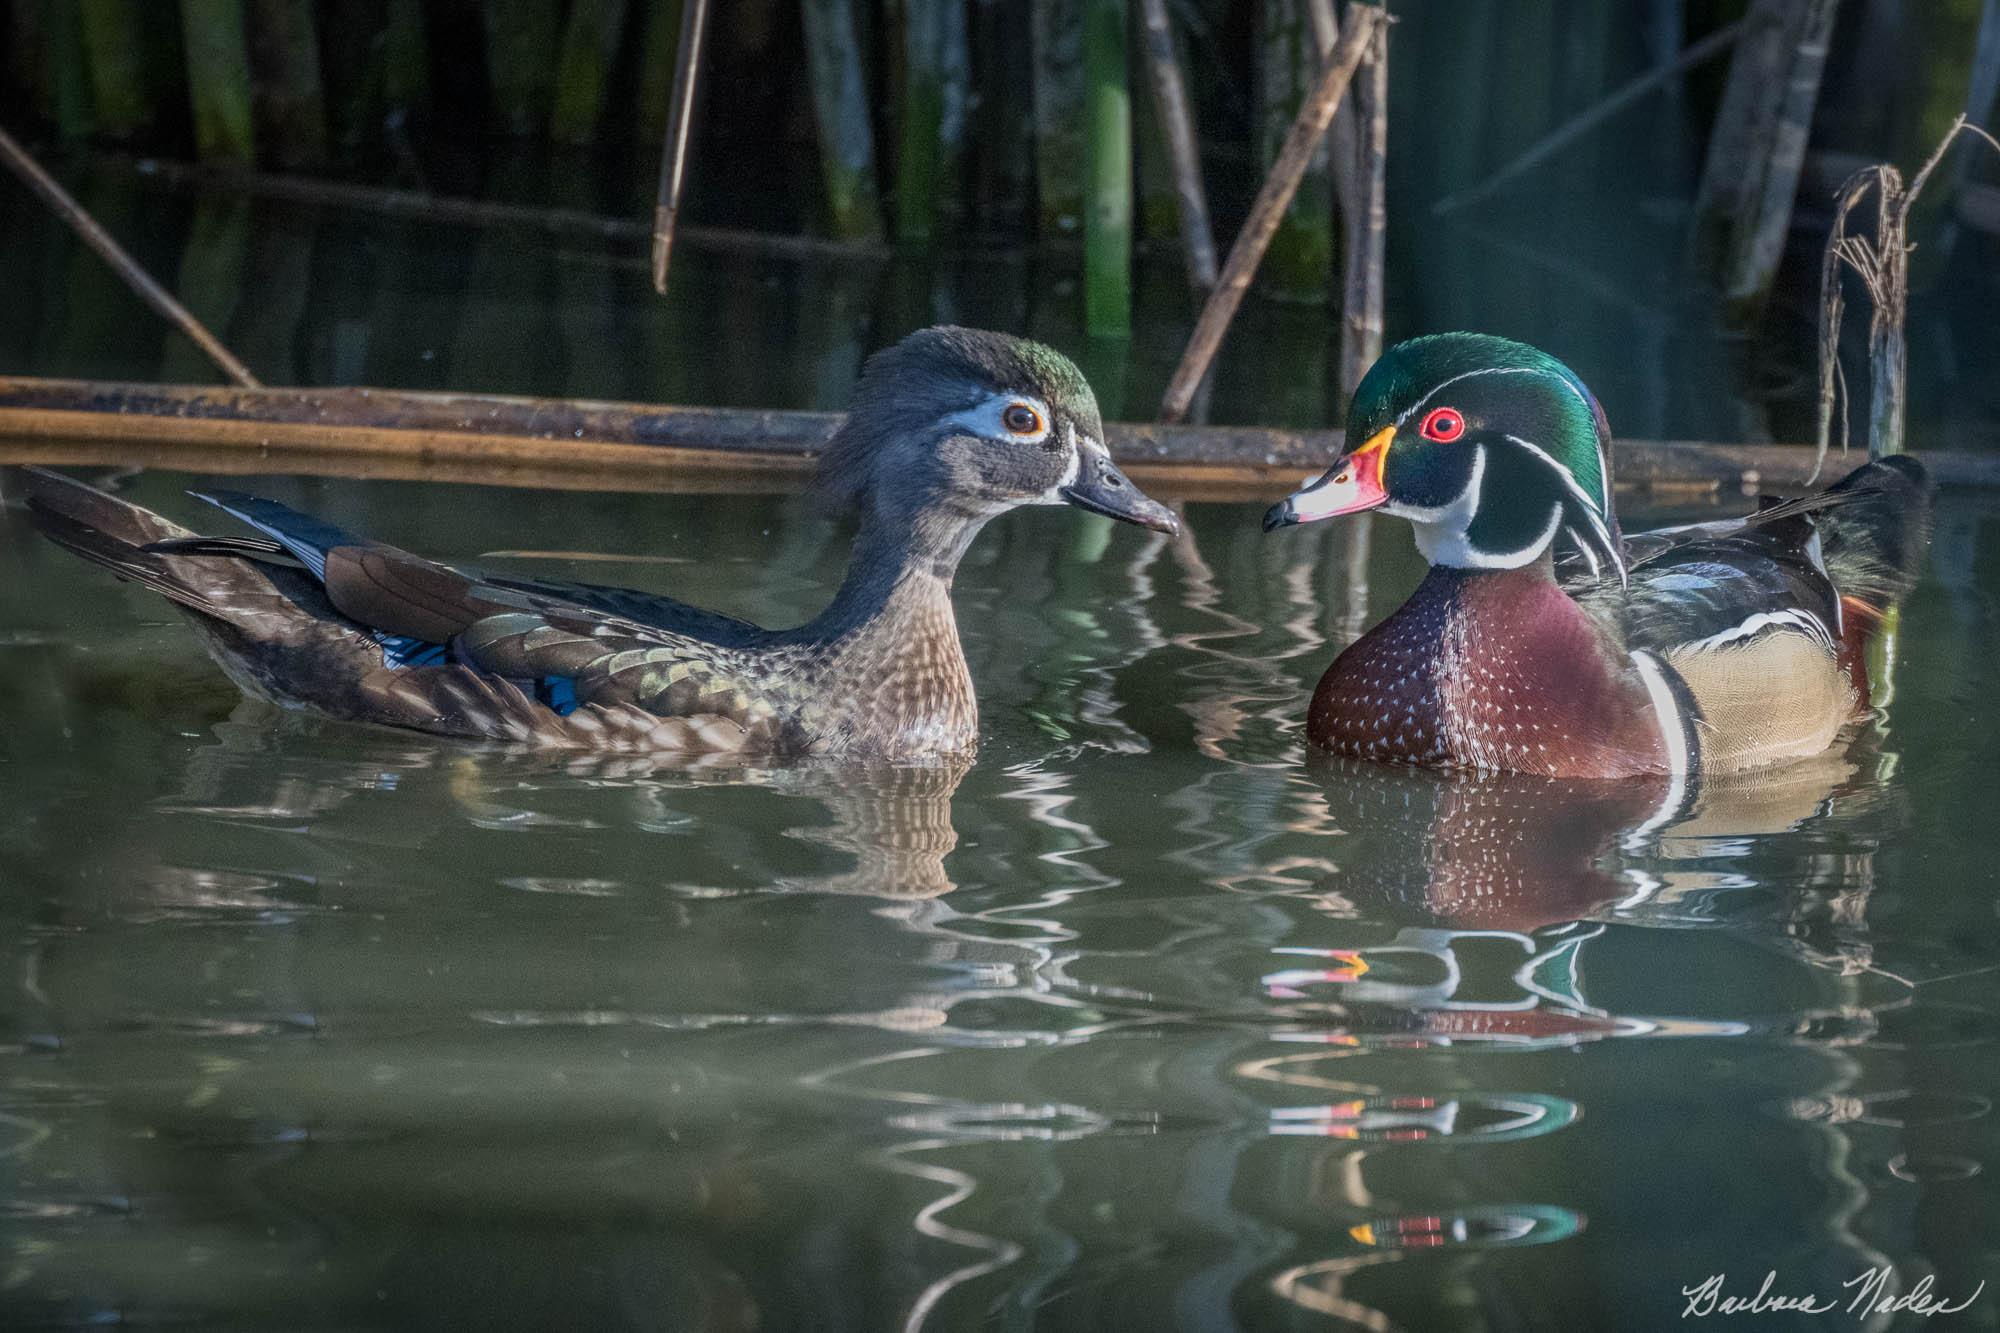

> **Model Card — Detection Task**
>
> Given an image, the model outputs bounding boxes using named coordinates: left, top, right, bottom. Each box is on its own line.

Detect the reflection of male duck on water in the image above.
left=1264, top=750, right=1885, bottom=1047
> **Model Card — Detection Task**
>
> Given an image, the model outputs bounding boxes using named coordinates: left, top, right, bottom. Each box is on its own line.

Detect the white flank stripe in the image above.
left=1629, top=648, right=1692, bottom=778
left=1686, top=608, right=1835, bottom=655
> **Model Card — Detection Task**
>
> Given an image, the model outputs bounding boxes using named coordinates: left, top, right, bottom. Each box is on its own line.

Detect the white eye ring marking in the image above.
left=942, top=392, right=1053, bottom=446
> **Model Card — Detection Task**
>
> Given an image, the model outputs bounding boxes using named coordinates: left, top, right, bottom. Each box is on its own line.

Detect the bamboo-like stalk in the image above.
left=1137, top=0, right=1217, bottom=289
left=1722, top=0, right=1839, bottom=320
left=1338, top=14, right=1386, bottom=400
left=896, top=0, right=969, bottom=244
left=1255, top=0, right=1335, bottom=301
left=78, top=0, right=149, bottom=141
left=1160, top=6, right=1381, bottom=422
left=650, top=0, right=709, bottom=294
left=1083, top=0, right=1131, bottom=336
left=799, top=0, right=883, bottom=241
left=0, top=125, right=260, bottom=385
left=246, top=0, right=325, bottom=168
left=551, top=0, right=628, bottom=145
left=1031, top=0, right=1087, bottom=239
left=483, top=0, right=562, bottom=137
left=180, top=0, right=256, bottom=163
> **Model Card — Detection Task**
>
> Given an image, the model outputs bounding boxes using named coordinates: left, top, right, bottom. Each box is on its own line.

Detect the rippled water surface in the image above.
left=2, top=473, right=1997, bottom=1331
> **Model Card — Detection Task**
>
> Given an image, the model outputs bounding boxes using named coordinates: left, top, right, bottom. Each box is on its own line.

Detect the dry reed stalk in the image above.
left=1817, top=116, right=2000, bottom=467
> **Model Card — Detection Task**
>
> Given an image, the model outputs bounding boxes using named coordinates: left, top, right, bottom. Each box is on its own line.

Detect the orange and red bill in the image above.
left=1264, top=425, right=1395, bottom=530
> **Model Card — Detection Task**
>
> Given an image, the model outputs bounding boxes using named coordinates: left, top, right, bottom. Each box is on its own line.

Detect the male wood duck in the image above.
left=1265, top=333, right=1931, bottom=781
left=23, top=326, right=1176, bottom=760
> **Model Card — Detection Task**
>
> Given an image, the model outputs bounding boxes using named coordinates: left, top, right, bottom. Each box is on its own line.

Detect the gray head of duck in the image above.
left=1265, top=332, right=1624, bottom=583
left=817, top=326, right=1178, bottom=539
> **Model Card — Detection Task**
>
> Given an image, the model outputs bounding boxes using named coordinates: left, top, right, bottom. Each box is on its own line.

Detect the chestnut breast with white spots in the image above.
left=1307, top=566, right=1668, bottom=779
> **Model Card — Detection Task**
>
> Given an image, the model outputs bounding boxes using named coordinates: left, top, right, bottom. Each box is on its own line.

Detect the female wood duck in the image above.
left=1265, top=333, right=1931, bottom=781
left=24, top=326, right=1176, bottom=760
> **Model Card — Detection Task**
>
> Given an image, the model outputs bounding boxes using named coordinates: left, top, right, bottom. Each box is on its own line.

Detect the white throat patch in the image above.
left=1397, top=443, right=1557, bottom=570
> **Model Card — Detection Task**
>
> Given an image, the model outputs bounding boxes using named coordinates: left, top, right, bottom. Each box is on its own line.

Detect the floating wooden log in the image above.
left=5, top=377, right=1993, bottom=502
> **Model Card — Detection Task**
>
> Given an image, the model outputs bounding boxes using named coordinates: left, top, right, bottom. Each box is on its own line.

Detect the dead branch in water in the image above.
left=1817, top=116, right=2000, bottom=468
left=0, top=125, right=262, bottom=388
left=650, top=0, right=711, bottom=295
left=1158, top=5, right=1384, bottom=423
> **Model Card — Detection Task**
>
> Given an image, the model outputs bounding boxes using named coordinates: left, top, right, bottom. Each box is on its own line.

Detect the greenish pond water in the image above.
left=1, top=472, right=1995, bottom=1331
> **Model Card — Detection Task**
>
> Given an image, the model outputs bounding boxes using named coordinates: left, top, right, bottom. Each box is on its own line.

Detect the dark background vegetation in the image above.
left=0, top=0, right=1994, bottom=445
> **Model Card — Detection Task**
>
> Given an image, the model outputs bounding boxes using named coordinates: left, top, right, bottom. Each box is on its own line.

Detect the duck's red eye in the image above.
left=1419, top=407, right=1466, bottom=442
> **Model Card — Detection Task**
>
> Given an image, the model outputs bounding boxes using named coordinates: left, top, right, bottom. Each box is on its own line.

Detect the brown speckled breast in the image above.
left=801, top=575, right=979, bottom=759
left=1307, top=566, right=1667, bottom=779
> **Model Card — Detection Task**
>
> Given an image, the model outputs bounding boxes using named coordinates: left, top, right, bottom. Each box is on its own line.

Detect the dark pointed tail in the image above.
left=18, top=467, right=241, bottom=620
left=1816, top=456, right=1932, bottom=613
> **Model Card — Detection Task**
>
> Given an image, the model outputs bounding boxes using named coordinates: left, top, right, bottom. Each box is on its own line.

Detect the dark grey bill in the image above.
left=1060, top=448, right=1180, bottom=535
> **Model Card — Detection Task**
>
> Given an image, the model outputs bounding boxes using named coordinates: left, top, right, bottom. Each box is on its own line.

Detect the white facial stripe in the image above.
left=1503, top=434, right=1626, bottom=585
left=1056, top=433, right=1087, bottom=490
left=1032, top=424, right=1094, bottom=505
left=1397, top=365, right=1595, bottom=427
left=943, top=391, right=1054, bottom=445
left=1400, top=365, right=1613, bottom=514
